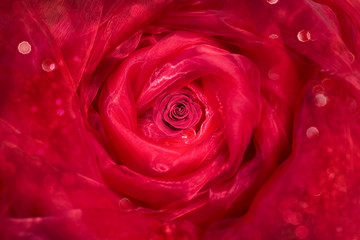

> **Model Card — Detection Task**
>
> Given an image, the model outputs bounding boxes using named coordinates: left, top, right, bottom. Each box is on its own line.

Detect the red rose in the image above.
left=1, top=0, right=360, bottom=239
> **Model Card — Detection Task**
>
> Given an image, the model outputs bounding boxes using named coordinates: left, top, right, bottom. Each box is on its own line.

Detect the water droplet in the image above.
left=55, top=99, right=62, bottom=106
left=268, top=70, right=280, bottom=80
left=267, top=0, right=279, bottom=4
left=42, top=59, right=56, bottom=72
left=314, top=93, right=327, bottom=107
left=306, top=127, right=319, bottom=139
left=295, top=225, right=309, bottom=239
left=118, top=198, right=132, bottom=210
left=297, top=30, right=311, bottom=42
left=155, top=163, right=169, bottom=173
left=57, top=109, right=65, bottom=116
left=269, top=34, right=279, bottom=39
left=18, top=41, right=31, bottom=54
left=61, top=172, right=76, bottom=187
left=312, top=84, right=324, bottom=94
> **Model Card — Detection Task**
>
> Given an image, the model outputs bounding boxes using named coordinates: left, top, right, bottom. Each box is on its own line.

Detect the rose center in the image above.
left=169, top=103, right=189, bottom=121
left=154, top=89, right=202, bottom=135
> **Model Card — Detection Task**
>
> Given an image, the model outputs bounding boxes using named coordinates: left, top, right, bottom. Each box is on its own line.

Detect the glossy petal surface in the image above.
left=1, top=0, right=360, bottom=239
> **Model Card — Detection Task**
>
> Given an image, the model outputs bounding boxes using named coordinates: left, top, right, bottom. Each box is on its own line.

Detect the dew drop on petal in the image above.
left=295, top=225, right=309, bottom=239
left=267, top=0, right=279, bottom=4
left=268, top=70, right=280, bottom=80
left=269, top=34, right=279, bottom=39
left=118, top=198, right=132, bottom=210
left=297, top=30, right=311, bottom=42
left=306, top=127, right=319, bottom=139
left=312, top=84, right=324, bottom=94
left=155, top=163, right=169, bottom=173
left=18, top=41, right=31, bottom=54
left=42, top=59, right=56, bottom=72
left=314, top=93, right=327, bottom=107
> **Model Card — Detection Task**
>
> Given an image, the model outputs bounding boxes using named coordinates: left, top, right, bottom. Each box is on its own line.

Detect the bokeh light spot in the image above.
left=18, top=41, right=31, bottom=54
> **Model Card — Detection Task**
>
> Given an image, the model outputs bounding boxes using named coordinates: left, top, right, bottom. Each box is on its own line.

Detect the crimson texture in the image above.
left=1, top=0, right=360, bottom=239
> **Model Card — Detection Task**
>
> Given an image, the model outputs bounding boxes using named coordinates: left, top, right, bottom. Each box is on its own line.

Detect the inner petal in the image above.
left=155, top=89, right=202, bottom=135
